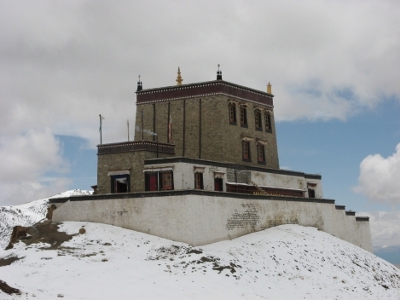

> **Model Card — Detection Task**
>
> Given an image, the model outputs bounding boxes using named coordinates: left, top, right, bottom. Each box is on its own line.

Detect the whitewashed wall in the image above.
left=144, top=162, right=322, bottom=197
left=53, top=195, right=372, bottom=252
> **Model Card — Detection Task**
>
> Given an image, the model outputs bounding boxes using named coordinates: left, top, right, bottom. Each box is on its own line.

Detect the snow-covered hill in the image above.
left=0, top=189, right=91, bottom=248
left=1, top=222, right=400, bottom=299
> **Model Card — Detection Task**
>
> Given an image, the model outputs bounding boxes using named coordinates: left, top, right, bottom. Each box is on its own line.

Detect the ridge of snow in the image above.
left=1, top=222, right=400, bottom=299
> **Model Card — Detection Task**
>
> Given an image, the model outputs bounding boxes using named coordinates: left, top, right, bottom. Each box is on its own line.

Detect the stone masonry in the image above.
left=135, top=82, right=279, bottom=169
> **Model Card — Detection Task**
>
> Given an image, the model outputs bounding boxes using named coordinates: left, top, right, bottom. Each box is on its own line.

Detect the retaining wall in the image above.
left=51, top=192, right=372, bottom=252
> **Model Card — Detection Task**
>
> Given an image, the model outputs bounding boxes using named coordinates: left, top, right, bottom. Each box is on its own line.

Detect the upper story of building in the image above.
left=134, top=67, right=280, bottom=169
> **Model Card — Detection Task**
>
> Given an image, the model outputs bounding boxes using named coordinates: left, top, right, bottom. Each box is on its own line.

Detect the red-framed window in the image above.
left=161, top=172, right=173, bottom=190
left=214, top=178, right=223, bottom=191
left=145, top=171, right=174, bottom=191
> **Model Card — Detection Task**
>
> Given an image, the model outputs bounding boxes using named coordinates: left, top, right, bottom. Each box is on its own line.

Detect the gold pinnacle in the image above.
left=176, top=67, right=183, bottom=86
left=267, top=82, right=272, bottom=94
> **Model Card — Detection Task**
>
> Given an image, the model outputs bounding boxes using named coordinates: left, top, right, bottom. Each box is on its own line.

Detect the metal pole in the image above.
left=127, top=119, right=130, bottom=141
left=141, top=111, right=144, bottom=140
left=99, top=114, right=103, bottom=145
left=156, top=134, right=159, bottom=158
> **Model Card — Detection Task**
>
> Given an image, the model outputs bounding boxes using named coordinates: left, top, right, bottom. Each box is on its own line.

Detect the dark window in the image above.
left=229, top=103, right=236, bottom=124
left=111, top=175, right=129, bottom=193
left=255, top=110, right=262, bottom=130
left=242, top=141, right=251, bottom=161
left=195, top=173, right=204, bottom=189
left=214, top=178, right=223, bottom=191
left=265, top=112, right=272, bottom=132
left=240, top=106, right=247, bottom=127
left=160, top=171, right=173, bottom=190
left=308, top=188, right=316, bottom=198
left=257, top=144, right=265, bottom=163
left=145, top=173, right=158, bottom=191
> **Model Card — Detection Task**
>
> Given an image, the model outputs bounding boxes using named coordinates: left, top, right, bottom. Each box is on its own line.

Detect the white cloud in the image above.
left=354, top=143, right=400, bottom=206
left=0, top=1, right=400, bottom=204
left=0, top=129, right=70, bottom=205
left=359, top=211, right=400, bottom=248
left=0, top=1, right=399, bottom=144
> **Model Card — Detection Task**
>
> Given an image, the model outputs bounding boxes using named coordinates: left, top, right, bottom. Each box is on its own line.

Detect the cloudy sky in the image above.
left=1, top=0, right=399, bottom=245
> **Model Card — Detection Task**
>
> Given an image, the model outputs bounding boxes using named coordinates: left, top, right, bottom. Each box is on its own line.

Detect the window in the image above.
left=145, top=171, right=174, bottom=191
left=307, top=183, right=317, bottom=198
left=255, top=109, right=262, bottom=130
left=242, top=140, right=251, bottom=161
left=160, top=171, right=173, bottom=190
left=195, top=173, right=204, bottom=189
left=257, top=144, right=265, bottom=163
left=111, top=175, right=129, bottom=193
left=240, top=106, right=247, bottom=127
left=265, top=112, right=272, bottom=132
left=229, top=103, right=236, bottom=124
left=214, top=178, right=223, bottom=191
left=145, top=173, right=158, bottom=191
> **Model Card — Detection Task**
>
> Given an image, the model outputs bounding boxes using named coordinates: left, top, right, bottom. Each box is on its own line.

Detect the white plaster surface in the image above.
left=53, top=194, right=372, bottom=252
left=144, top=161, right=323, bottom=196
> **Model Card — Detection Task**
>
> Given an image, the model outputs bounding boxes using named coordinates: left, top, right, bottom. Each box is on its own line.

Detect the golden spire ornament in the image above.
left=176, top=67, right=183, bottom=86
left=267, top=82, right=272, bottom=94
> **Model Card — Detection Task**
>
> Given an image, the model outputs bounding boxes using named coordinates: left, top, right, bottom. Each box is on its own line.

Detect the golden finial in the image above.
left=267, top=82, right=272, bottom=94
left=176, top=67, right=183, bottom=86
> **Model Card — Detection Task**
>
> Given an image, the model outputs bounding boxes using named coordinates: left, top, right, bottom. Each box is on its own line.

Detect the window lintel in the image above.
left=193, top=166, right=206, bottom=173
left=107, top=170, right=130, bottom=176
left=241, top=135, right=254, bottom=142
left=256, top=138, right=268, bottom=145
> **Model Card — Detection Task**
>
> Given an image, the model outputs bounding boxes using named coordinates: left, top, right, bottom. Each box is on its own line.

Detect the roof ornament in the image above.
left=136, top=75, right=143, bottom=92
left=267, top=82, right=272, bottom=94
left=176, top=67, right=183, bottom=86
left=217, top=64, right=222, bottom=80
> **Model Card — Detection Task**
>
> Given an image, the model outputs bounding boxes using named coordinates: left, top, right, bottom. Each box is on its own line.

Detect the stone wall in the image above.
left=135, top=94, right=280, bottom=169
left=52, top=193, right=372, bottom=252
left=97, top=151, right=173, bottom=194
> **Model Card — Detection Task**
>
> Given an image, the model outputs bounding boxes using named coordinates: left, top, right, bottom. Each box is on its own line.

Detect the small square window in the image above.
left=111, top=175, right=129, bottom=193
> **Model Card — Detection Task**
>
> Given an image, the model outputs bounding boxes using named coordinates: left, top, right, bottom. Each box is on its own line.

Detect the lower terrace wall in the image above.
left=51, top=191, right=372, bottom=252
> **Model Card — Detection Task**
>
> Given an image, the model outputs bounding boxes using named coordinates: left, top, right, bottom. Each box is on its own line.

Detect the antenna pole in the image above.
left=99, top=114, right=103, bottom=145
left=141, top=111, right=144, bottom=140
left=127, top=119, right=130, bottom=141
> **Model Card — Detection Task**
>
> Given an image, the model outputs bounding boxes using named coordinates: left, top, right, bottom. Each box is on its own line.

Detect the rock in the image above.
left=5, top=226, right=28, bottom=250
left=46, top=204, right=57, bottom=220
left=0, top=280, right=21, bottom=295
